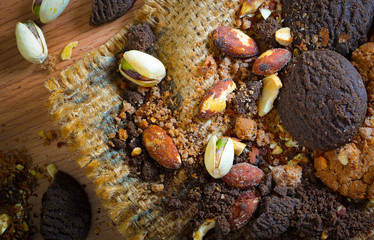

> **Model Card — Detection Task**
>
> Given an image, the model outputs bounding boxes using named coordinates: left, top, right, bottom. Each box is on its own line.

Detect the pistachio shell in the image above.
left=33, top=0, right=70, bottom=23
left=15, top=21, right=48, bottom=64
left=204, top=135, right=235, bottom=179
left=119, top=50, right=166, bottom=87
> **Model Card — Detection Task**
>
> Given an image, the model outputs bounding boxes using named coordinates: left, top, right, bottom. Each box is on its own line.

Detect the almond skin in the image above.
left=222, top=163, right=264, bottom=189
left=214, top=26, right=259, bottom=58
left=143, top=125, right=182, bottom=169
left=252, top=48, right=292, bottom=76
left=199, top=79, right=236, bottom=118
left=228, top=190, right=260, bottom=231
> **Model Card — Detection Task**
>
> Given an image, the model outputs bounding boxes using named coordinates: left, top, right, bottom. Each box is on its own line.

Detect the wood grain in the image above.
left=0, top=0, right=144, bottom=239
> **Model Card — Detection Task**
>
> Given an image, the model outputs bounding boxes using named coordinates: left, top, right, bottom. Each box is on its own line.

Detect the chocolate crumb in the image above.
left=126, top=23, right=157, bottom=51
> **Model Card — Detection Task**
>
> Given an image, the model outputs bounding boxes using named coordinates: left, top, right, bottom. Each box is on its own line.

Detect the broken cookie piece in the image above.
left=89, top=0, right=136, bottom=26
left=40, top=171, right=91, bottom=240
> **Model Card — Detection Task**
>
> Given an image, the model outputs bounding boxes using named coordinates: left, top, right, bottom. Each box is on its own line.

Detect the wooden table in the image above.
left=0, top=0, right=144, bottom=238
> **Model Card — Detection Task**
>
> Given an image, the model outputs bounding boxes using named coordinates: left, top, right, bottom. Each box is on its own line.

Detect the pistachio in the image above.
left=193, top=218, right=216, bottom=240
left=15, top=21, right=48, bottom=64
left=119, top=50, right=166, bottom=87
left=46, top=163, right=58, bottom=178
left=204, top=135, right=235, bottom=179
left=0, top=214, right=10, bottom=235
left=32, top=0, right=70, bottom=24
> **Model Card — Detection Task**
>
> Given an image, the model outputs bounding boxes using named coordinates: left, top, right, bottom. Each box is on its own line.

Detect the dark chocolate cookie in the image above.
left=126, top=23, right=157, bottom=52
left=282, top=0, right=374, bottom=56
left=90, top=0, right=136, bottom=26
left=40, top=171, right=91, bottom=240
left=277, top=49, right=367, bottom=151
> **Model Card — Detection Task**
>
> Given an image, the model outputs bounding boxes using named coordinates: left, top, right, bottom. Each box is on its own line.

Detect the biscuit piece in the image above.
left=126, top=23, right=157, bottom=51
left=351, top=42, right=374, bottom=85
left=40, top=171, right=91, bottom=240
left=277, top=49, right=367, bottom=151
left=90, top=0, right=136, bottom=26
left=315, top=141, right=374, bottom=200
left=282, top=0, right=374, bottom=56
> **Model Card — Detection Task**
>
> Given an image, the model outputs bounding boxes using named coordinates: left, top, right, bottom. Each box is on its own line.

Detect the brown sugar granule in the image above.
left=234, top=117, right=257, bottom=141
left=0, top=150, right=38, bottom=240
left=351, top=42, right=374, bottom=85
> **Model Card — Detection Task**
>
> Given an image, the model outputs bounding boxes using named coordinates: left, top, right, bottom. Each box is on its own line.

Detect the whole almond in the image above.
left=252, top=48, right=292, bottom=76
left=214, top=26, right=259, bottom=58
left=228, top=190, right=260, bottom=231
left=143, top=125, right=182, bottom=169
left=222, top=163, right=264, bottom=189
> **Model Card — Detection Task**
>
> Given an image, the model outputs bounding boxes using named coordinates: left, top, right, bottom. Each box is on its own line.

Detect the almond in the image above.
left=227, top=137, right=246, bottom=156
left=222, top=163, right=264, bottom=189
left=143, top=125, right=181, bottom=169
left=228, top=190, right=260, bottom=231
left=214, top=26, right=259, bottom=58
left=275, top=27, right=293, bottom=46
left=240, top=0, right=266, bottom=17
left=199, top=79, right=236, bottom=118
left=258, top=74, right=282, bottom=117
left=252, top=48, right=292, bottom=76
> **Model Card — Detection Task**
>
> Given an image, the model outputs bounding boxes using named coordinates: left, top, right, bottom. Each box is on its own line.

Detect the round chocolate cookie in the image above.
left=282, top=0, right=374, bottom=56
left=40, top=171, right=91, bottom=240
left=277, top=49, right=367, bottom=151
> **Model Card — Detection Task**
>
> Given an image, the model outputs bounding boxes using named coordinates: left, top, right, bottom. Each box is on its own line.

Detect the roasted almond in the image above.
left=275, top=27, right=293, bottom=46
left=252, top=48, right=292, bottom=76
left=143, top=125, right=181, bottom=169
left=228, top=190, right=260, bottom=231
left=214, top=26, right=259, bottom=58
left=222, top=163, right=264, bottom=189
left=199, top=79, right=236, bottom=118
left=240, top=0, right=266, bottom=17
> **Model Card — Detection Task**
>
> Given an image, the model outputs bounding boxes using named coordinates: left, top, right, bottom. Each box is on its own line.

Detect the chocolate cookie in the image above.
left=40, top=171, right=91, bottom=240
left=282, top=0, right=374, bottom=56
left=90, top=0, right=136, bottom=26
left=277, top=49, right=367, bottom=151
left=126, top=23, right=157, bottom=52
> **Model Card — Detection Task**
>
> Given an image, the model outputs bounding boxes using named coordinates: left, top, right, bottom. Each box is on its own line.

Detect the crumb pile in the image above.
left=0, top=150, right=38, bottom=239
left=105, top=3, right=374, bottom=239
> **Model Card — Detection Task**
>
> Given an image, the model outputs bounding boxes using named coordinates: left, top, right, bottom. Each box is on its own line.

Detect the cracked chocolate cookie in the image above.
left=277, top=49, right=367, bottom=151
left=282, top=0, right=374, bottom=56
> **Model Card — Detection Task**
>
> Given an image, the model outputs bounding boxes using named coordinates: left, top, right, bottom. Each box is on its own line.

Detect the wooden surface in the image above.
left=0, top=0, right=144, bottom=239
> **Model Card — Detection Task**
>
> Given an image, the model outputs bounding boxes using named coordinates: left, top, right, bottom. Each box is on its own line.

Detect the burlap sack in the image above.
left=45, top=0, right=241, bottom=239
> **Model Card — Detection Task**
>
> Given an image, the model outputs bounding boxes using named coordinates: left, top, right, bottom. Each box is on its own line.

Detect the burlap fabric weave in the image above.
left=45, top=0, right=241, bottom=239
